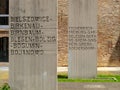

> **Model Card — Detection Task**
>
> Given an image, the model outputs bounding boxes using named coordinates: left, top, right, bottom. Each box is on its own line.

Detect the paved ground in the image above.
left=58, top=82, right=120, bottom=90
left=57, top=67, right=120, bottom=72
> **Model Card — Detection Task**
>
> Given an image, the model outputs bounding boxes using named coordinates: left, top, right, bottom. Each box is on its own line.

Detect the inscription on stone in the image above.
left=10, top=16, right=56, bottom=55
left=69, top=27, right=97, bottom=50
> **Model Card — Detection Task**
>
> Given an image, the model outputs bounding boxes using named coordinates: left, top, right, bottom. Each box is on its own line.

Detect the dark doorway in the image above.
left=0, top=37, right=9, bottom=62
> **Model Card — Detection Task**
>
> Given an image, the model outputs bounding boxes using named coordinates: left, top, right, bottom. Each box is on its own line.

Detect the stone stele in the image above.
left=68, top=0, right=97, bottom=78
left=9, top=0, right=57, bottom=90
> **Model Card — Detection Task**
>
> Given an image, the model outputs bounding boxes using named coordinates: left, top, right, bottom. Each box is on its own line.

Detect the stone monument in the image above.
left=68, top=0, right=97, bottom=78
left=9, top=0, right=57, bottom=90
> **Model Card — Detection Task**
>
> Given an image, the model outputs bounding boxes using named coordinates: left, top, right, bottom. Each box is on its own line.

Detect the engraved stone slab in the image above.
left=68, top=0, right=97, bottom=78
left=9, top=0, right=57, bottom=90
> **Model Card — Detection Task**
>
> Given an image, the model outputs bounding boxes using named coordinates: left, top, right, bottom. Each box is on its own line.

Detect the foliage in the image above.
left=0, top=83, right=10, bottom=90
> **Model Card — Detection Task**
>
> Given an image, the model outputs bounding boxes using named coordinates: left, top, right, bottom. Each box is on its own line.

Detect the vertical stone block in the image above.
left=9, top=0, right=57, bottom=90
left=68, top=0, right=97, bottom=78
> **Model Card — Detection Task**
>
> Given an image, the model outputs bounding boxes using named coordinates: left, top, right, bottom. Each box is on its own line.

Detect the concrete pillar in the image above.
left=9, top=0, right=57, bottom=90
left=68, top=0, right=97, bottom=78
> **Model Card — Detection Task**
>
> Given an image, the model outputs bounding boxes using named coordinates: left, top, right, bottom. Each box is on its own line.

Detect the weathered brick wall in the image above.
left=58, top=0, right=120, bottom=66
left=98, top=0, right=120, bottom=66
left=58, top=0, right=68, bottom=66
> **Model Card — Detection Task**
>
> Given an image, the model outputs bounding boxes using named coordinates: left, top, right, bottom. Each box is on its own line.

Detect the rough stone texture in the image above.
left=58, top=0, right=120, bottom=66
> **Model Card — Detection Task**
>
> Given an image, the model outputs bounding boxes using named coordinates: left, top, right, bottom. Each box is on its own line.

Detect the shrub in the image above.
left=0, top=83, right=10, bottom=90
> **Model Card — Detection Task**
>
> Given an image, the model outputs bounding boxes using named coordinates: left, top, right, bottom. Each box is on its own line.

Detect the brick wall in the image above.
left=58, top=0, right=68, bottom=66
left=58, top=0, right=120, bottom=66
left=98, top=0, right=120, bottom=66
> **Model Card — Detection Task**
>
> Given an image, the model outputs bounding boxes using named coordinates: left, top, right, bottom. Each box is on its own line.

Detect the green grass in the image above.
left=58, top=72, right=120, bottom=82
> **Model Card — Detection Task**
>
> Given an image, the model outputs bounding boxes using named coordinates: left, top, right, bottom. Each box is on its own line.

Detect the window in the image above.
left=0, top=0, right=9, bottom=29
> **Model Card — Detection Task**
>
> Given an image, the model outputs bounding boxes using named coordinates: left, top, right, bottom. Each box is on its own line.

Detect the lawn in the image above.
left=58, top=72, right=120, bottom=82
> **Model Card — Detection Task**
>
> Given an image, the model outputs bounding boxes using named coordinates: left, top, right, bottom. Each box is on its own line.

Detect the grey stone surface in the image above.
left=68, top=0, right=97, bottom=78
left=9, top=0, right=57, bottom=90
left=58, top=83, right=120, bottom=90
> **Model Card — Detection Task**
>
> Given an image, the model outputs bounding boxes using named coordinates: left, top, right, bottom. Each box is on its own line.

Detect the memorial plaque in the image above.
left=68, top=0, right=97, bottom=78
left=9, top=0, right=57, bottom=90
